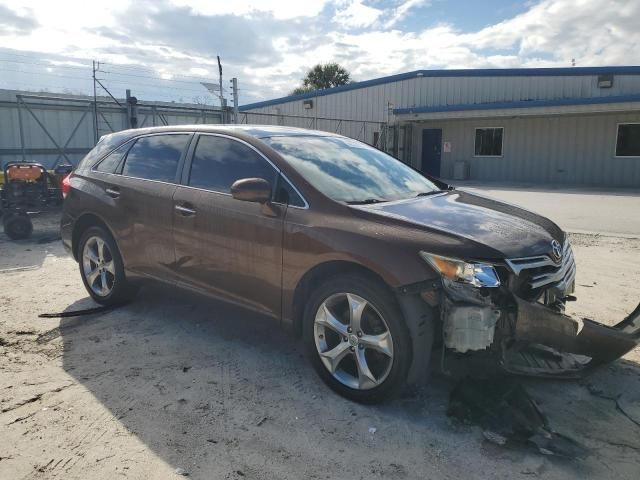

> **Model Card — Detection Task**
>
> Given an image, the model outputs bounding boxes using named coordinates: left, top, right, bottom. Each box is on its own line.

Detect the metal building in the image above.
left=240, top=66, right=640, bottom=188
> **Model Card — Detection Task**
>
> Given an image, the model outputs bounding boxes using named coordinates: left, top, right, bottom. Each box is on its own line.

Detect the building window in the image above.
left=616, top=124, right=640, bottom=157
left=474, top=127, right=503, bottom=157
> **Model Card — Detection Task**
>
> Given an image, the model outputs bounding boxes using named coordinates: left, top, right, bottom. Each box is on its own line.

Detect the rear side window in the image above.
left=189, top=135, right=277, bottom=193
left=79, top=131, right=132, bottom=171
left=95, top=142, right=131, bottom=173
left=122, top=134, right=190, bottom=182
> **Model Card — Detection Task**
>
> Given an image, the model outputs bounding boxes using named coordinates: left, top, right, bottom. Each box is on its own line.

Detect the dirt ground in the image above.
left=1, top=212, right=639, bottom=480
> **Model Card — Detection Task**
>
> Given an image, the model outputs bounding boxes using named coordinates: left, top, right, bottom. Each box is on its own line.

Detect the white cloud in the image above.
left=168, top=0, right=331, bottom=19
left=384, top=0, right=431, bottom=28
left=0, top=0, right=639, bottom=104
left=334, top=1, right=383, bottom=28
left=461, top=0, right=640, bottom=66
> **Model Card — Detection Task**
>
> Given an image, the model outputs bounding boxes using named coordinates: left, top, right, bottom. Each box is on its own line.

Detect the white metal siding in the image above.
left=244, top=74, right=640, bottom=121
left=412, top=112, right=640, bottom=187
left=242, top=71, right=640, bottom=187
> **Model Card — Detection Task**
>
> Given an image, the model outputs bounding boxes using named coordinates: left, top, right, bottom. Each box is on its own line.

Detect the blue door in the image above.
left=421, top=129, right=442, bottom=177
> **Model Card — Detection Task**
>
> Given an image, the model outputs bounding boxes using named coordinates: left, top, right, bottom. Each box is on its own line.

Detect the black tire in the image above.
left=4, top=213, right=33, bottom=240
left=303, top=274, right=412, bottom=403
left=78, top=226, right=134, bottom=305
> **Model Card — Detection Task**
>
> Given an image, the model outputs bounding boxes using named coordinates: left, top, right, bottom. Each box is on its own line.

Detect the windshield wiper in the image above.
left=346, top=198, right=386, bottom=205
left=416, top=190, right=446, bottom=197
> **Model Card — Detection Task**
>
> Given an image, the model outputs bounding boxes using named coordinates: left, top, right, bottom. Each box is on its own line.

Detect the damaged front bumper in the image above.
left=437, top=279, right=640, bottom=378
left=501, top=298, right=640, bottom=377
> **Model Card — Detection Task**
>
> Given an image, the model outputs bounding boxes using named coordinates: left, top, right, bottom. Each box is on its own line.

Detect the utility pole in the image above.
left=126, top=89, right=138, bottom=129
left=231, top=77, right=239, bottom=124
left=92, top=60, right=98, bottom=143
left=217, top=56, right=225, bottom=116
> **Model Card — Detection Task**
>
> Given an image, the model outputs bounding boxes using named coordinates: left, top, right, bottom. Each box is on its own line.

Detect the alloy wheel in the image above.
left=82, top=236, right=116, bottom=297
left=313, top=293, right=394, bottom=390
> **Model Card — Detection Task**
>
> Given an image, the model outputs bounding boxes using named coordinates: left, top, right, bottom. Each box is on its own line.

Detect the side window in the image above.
left=94, top=142, right=131, bottom=173
left=122, top=134, right=190, bottom=182
left=189, top=135, right=277, bottom=193
left=275, top=176, right=306, bottom=207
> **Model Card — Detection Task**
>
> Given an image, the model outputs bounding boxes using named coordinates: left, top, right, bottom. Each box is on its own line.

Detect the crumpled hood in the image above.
left=360, top=190, right=565, bottom=259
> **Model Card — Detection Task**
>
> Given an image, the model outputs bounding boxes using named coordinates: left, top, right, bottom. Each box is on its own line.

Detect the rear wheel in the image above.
left=303, top=275, right=412, bottom=403
left=78, top=226, right=133, bottom=305
left=3, top=213, right=33, bottom=240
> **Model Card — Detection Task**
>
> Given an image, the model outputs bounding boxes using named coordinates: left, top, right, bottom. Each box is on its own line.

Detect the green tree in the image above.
left=291, top=63, right=351, bottom=95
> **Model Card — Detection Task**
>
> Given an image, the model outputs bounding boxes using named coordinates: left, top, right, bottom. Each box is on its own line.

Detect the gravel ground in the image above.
left=1, top=212, right=639, bottom=480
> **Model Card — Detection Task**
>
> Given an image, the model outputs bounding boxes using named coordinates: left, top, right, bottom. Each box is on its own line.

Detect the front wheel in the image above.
left=303, top=275, right=412, bottom=403
left=78, top=226, right=133, bottom=305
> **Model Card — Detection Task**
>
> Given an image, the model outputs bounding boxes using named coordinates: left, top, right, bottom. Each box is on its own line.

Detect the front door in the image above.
left=172, top=134, right=284, bottom=318
left=421, top=129, right=442, bottom=177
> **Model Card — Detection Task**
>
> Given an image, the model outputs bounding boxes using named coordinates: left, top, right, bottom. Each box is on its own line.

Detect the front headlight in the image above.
left=419, top=252, right=500, bottom=288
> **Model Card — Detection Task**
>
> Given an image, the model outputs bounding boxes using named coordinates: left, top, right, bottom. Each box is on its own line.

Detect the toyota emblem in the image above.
left=551, top=239, right=562, bottom=262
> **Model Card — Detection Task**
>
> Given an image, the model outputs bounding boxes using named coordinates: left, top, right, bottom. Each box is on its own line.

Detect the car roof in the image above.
left=106, top=124, right=343, bottom=142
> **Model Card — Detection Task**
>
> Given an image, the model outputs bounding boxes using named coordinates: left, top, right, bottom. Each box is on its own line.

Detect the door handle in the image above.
left=175, top=204, right=196, bottom=216
left=105, top=187, right=120, bottom=198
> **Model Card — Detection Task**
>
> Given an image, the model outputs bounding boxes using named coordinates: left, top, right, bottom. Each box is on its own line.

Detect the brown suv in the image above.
left=61, top=125, right=639, bottom=402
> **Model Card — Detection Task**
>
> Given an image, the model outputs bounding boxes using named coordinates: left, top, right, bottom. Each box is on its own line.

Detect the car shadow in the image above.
left=55, top=283, right=640, bottom=479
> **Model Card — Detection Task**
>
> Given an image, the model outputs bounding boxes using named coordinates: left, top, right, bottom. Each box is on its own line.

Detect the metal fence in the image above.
left=0, top=90, right=411, bottom=170
left=0, top=91, right=226, bottom=169
left=239, top=110, right=412, bottom=163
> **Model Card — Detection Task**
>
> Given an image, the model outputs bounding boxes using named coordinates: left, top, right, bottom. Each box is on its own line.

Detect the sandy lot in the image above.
left=1, top=212, right=639, bottom=480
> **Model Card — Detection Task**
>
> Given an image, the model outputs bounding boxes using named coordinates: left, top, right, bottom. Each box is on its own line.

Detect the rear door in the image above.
left=172, top=133, right=284, bottom=317
left=101, top=133, right=192, bottom=280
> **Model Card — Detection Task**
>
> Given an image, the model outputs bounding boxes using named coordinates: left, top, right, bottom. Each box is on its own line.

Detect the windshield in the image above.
left=262, top=135, right=440, bottom=203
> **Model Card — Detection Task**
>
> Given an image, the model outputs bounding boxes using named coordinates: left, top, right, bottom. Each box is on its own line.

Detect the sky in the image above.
left=0, top=0, right=638, bottom=106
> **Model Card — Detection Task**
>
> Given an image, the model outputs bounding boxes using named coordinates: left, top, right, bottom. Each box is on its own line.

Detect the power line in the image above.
left=0, top=67, right=211, bottom=96
left=0, top=57, right=91, bottom=71
left=0, top=57, right=218, bottom=85
left=0, top=58, right=228, bottom=105
left=97, top=62, right=220, bottom=82
left=0, top=50, right=222, bottom=81
left=0, top=67, right=92, bottom=81
left=97, top=69, right=211, bottom=86
left=96, top=78, right=212, bottom=96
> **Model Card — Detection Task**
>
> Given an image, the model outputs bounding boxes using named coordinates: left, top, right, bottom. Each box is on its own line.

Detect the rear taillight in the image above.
left=62, top=173, right=72, bottom=199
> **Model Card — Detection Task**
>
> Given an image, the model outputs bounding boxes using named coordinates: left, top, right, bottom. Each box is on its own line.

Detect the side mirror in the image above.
left=230, top=177, right=272, bottom=203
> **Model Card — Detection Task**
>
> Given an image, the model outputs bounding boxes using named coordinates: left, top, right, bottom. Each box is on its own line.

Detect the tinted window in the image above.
left=475, top=128, right=503, bottom=156
left=263, top=135, right=439, bottom=204
left=95, top=142, right=131, bottom=173
left=275, top=175, right=305, bottom=207
left=122, top=134, right=189, bottom=182
left=80, top=131, right=132, bottom=171
left=616, top=124, right=640, bottom=157
left=189, top=136, right=277, bottom=193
